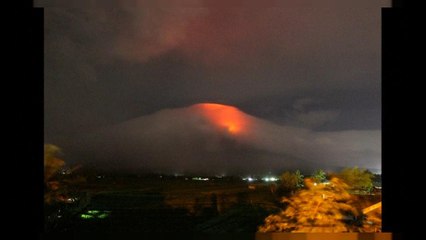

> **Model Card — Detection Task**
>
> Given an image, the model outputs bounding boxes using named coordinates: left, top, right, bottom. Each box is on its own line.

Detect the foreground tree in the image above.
left=280, top=170, right=304, bottom=195
left=44, top=144, right=88, bottom=232
left=44, top=144, right=86, bottom=204
left=259, top=177, right=366, bottom=233
left=44, top=144, right=65, bottom=182
left=44, top=144, right=66, bottom=204
left=338, top=167, right=374, bottom=194
left=311, top=169, right=327, bottom=183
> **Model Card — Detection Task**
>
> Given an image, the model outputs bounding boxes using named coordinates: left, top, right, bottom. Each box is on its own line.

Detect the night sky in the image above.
left=37, top=0, right=389, bottom=174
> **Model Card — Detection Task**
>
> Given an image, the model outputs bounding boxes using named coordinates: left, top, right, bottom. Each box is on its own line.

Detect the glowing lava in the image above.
left=193, top=103, right=250, bottom=134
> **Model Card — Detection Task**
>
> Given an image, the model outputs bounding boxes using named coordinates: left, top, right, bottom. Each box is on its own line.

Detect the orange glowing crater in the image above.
left=193, top=103, right=250, bottom=134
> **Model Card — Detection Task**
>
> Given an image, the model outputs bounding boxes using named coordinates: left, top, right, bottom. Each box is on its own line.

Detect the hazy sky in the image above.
left=38, top=0, right=389, bottom=174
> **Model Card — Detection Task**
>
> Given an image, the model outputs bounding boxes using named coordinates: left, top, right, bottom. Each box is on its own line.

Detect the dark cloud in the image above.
left=37, top=0, right=388, bottom=172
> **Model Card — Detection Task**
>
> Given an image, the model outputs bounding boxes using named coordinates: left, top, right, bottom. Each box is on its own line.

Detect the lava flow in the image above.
left=193, top=103, right=251, bottom=134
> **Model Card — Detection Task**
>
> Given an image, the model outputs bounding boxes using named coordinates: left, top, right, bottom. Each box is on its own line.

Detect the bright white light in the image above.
left=262, top=176, right=278, bottom=182
left=243, top=176, right=257, bottom=182
left=192, top=177, right=209, bottom=181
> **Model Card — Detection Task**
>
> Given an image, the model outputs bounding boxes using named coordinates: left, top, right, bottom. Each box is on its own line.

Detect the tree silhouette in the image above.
left=44, top=144, right=65, bottom=182
left=44, top=144, right=66, bottom=204
left=280, top=170, right=304, bottom=195
left=312, top=169, right=327, bottom=183
left=338, top=167, right=374, bottom=194
left=44, top=144, right=88, bottom=232
left=44, top=144, right=85, bottom=204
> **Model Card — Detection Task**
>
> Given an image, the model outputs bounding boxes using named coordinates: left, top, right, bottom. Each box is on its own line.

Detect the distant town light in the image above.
left=262, top=176, right=278, bottom=182
left=242, top=176, right=257, bottom=182
left=192, top=177, right=209, bottom=181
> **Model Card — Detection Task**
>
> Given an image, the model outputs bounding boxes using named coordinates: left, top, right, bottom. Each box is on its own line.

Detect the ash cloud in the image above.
left=36, top=0, right=387, bottom=173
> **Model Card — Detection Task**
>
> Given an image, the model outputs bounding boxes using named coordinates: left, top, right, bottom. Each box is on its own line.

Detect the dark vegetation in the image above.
left=45, top=175, right=281, bottom=235
left=44, top=145, right=381, bottom=236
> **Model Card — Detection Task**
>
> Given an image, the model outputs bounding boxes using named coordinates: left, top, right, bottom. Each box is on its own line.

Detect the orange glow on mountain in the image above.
left=194, top=103, right=249, bottom=134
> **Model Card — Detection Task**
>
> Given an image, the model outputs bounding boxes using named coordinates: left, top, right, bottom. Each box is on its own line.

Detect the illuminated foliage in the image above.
left=294, top=170, right=304, bottom=188
left=338, top=167, right=374, bottom=193
left=80, top=210, right=111, bottom=219
left=44, top=144, right=65, bottom=182
left=259, top=177, right=363, bottom=233
left=44, top=144, right=66, bottom=204
left=44, top=144, right=85, bottom=204
left=312, top=169, right=327, bottom=183
left=363, top=210, right=382, bottom=232
left=280, top=170, right=304, bottom=194
left=80, top=214, right=94, bottom=219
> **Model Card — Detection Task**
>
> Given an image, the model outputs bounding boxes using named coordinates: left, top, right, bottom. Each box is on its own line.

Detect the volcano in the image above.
left=71, top=103, right=380, bottom=174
